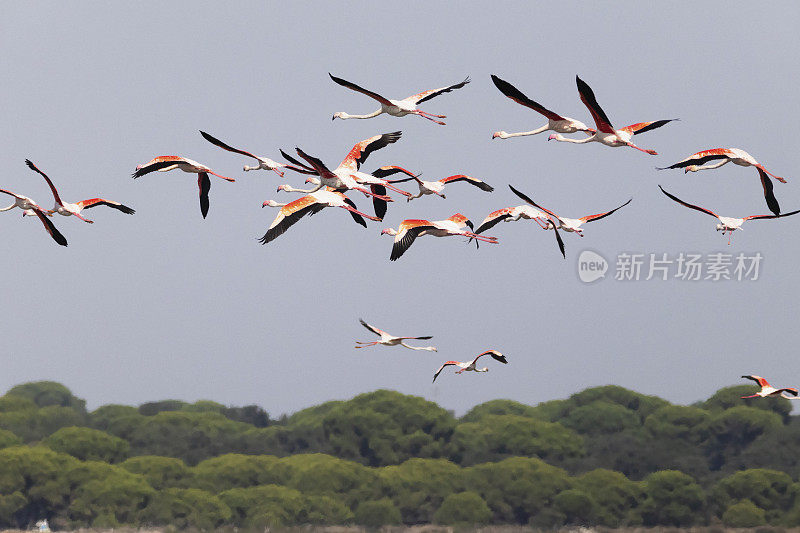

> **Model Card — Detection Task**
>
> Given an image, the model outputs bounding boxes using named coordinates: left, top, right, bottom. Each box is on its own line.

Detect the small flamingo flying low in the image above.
left=25, top=159, right=134, bottom=222
left=330, top=73, right=470, bottom=125
left=199, top=130, right=310, bottom=177
left=657, top=148, right=786, bottom=215
left=474, top=205, right=551, bottom=234
left=548, top=76, right=676, bottom=155
left=355, top=319, right=437, bottom=352
left=382, top=214, right=499, bottom=261
left=490, top=74, right=594, bottom=139
left=385, top=174, right=494, bottom=200
left=658, top=185, right=800, bottom=243
left=132, top=156, right=235, bottom=218
left=433, top=350, right=508, bottom=383
left=740, top=375, right=798, bottom=399
left=0, top=188, right=67, bottom=246
left=259, top=189, right=381, bottom=245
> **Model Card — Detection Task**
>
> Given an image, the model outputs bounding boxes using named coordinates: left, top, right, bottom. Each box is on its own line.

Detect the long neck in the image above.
left=503, top=125, right=550, bottom=137
left=340, top=109, right=382, bottom=120
left=0, top=203, right=17, bottom=212
left=553, top=134, right=593, bottom=144
left=281, top=185, right=317, bottom=193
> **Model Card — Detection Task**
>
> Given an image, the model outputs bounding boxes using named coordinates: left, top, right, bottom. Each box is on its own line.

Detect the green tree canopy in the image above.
left=722, top=500, right=767, bottom=527
left=452, top=414, right=583, bottom=465
left=433, top=491, right=492, bottom=526
left=43, top=427, right=129, bottom=463
left=378, top=458, right=462, bottom=524
left=640, top=470, right=705, bottom=527
left=138, top=488, right=231, bottom=530
left=577, top=469, right=644, bottom=527
left=120, top=456, right=191, bottom=490
left=460, top=399, right=542, bottom=423
left=6, top=382, right=86, bottom=415
left=354, top=498, right=402, bottom=527
left=192, top=454, right=289, bottom=492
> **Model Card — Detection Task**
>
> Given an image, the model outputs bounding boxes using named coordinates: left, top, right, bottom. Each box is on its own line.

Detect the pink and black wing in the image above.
left=198, top=173, right=211, bottom=218
left=433, top=361, right=458, bottom=383
left=341, top=131, right=402, bottom=171
left=371, top=165, right=419, bottom=181
left=474, top=210, right=512, bottom=234
left=25, top=159, right=63, bottom=205
left=259, top=195, right=324, bottom=245
left=745, top=208, right=800, bottom=221
left=508, top=185, right=558, bottom=219
left=390, top=223, right=430, bottom=261
left=329, top=73, right=393, bottom=106
left=622, top=119, right=678, bottom=136
left=77, top=198, right=135, bottom=214
left=370, top=184, right=388, bottom=220
left=741, top=375, right=770, bottom=387
left=440, top=175, right=494, bottom=192
left=756, top=167, right=780, bottom=216
left=410, top=77, right=471, bottom=105
left=342, top=197, right=368, bottom=227
left=575, top=76, right=614, bottom=133
left=580, top=199, right=632, bottom=224
left=490, top=75, right=566, bottom=121
left=33, top=208, right=68, bottom=246
left=658, top=186, right=719, bottom=219
left=294, top=148, right=337, bottom=180
left=656, top=149, right=732, bottom=170
left=199, top=130, right=259, bottom=160
left=132, top=159, right=178, bottom=178
left=359, top=318, right=385, bottom=337
left=473, top=350, right=508, bottom=365
left=779, top=388, right=799, bottom=397
left=279, top=149, right=318, bottom=175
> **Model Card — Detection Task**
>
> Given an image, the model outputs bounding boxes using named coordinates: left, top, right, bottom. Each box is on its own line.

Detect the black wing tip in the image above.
left=120, top=205, right=136, bottom=215
left=25, top=158, right=36, bottom=169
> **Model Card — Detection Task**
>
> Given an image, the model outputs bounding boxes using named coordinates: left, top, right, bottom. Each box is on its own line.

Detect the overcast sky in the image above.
left=2, top=2, right=798, bottom=416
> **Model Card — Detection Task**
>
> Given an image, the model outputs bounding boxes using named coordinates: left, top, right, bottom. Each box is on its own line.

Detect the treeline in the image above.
left=1, top=381, right=799, bottom=530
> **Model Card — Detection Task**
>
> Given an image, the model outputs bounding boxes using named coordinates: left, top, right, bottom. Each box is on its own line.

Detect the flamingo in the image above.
left=355, top=319, right=437, bottom=352
left=330, top=74, right=470, bottom=125
left=199, top=130, right=313, bottom=177
left=132, top=156, right=235, bottom=218
left=24, top=159, right=134, bottom=222
left=474, top=205, right=551, bottom=234
left=278, top=134, right=411, bottom=219
left=547, top=76, right=676, bottom=155
left=658, top=185, right=800, bottom=243
left=657, top=148, right=786, bottom=215
left=509, top=185, right=631, bottom=236
left=0, top=188, right=67, bottom=246
left=433, top=350, right=508, bottom=383
left=381, top=214, right=498, bottom=261
left=490, top=74, right=594, bottom=139
left=259, top=189, right=381, bottom=245
left=740, top=375, right=798, bottom=399
left=385, top=174, right=494, bottom=200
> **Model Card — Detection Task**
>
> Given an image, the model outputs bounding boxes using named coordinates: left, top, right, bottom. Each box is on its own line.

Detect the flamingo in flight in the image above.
left=385, top=174, right=494, bottom=200
left=259, top=189, right=380, bottom=245
left=199, top=130, right=311, bottom=177
left=433, top=350, right=508, bottom=383
left=490, top=74, right=594, bottom=139
left=382, top=214, right=498, bottom=261
left=548, top=76, right=676, bottom=155
left=0, top=188, right=67, bottom=246
left=741, top=375, right=798, bottom=399
left=657, top=148, right=786, bottom=215
left=509, top=185, right=631, bottom=236
left=132, top=156, right=234, bottom=218
left=658, top=185, right=800, bottom=243
left=330, top=73, right=470, bottom=125
left=278, top=133, right=412, bottom=218
left=355, top=319, right=437, bottom=352
left=24, top=159, right=134, bottom=222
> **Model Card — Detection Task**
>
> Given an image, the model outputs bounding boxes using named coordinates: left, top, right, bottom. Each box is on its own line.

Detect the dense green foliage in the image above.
left=2, top=380, right=800, bottom=529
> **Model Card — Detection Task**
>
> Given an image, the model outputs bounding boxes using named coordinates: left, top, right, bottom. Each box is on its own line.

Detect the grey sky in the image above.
left=2, top=2, right=798, bottom=416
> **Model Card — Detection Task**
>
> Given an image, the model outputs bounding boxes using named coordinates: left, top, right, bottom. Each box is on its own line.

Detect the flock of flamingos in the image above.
left=2, top=72, right=797, bottom=389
